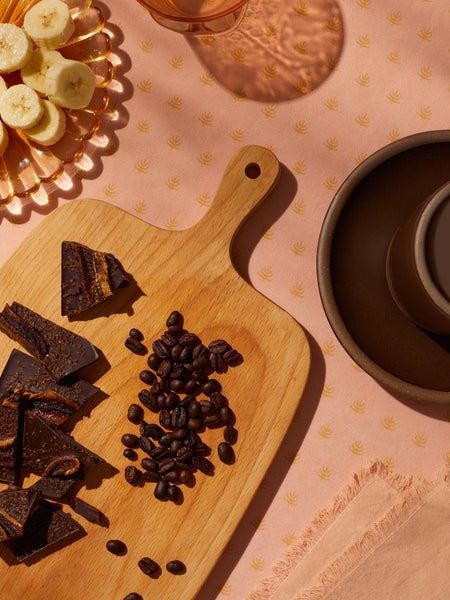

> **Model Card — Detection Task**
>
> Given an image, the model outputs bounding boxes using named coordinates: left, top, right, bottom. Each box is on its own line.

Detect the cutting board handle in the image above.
left=190, top=145, right=280, bottom=254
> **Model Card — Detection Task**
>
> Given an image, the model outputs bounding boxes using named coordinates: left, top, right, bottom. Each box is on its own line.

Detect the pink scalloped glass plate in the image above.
left=0, top=0, right=113, bottom=211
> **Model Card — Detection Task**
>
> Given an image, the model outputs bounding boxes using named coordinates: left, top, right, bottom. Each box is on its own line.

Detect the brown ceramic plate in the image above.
left=317, top=130, right=450, bottom=404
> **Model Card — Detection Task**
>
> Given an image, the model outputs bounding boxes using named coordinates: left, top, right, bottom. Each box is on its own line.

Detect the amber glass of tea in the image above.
left=135, top=0, right=249, bottom=34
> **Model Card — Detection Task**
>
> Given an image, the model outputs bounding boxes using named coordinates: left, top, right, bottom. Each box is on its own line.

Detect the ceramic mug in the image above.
left=386, top=181, right=450, bottom=335
left=135, top=0, right=249, bottom=34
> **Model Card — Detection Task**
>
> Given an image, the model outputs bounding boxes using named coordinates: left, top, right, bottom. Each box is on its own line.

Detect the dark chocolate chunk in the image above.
left=61, top=241, right=129, bottom=317
left=0, top=403, right=21, bottom=485
left=7, top=499, right=84, bottom=561
left=0, top=488, right=38, bottom=542
left=68, top=496, right=105, bottom=525
left=29, top=475, right=78, bottom=501
left=0, top=302, right=99, bottom=381
left=0, top=349, right=99, bottom=426
left=21, top=412, right=103, bottom=478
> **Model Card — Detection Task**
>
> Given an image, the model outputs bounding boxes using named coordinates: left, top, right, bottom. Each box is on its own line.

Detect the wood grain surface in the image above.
left=0, top=145, right=310, bottom=600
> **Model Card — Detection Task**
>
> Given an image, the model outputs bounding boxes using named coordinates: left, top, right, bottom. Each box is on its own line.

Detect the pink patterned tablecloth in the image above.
left=0, top=1, right=449, bottom=598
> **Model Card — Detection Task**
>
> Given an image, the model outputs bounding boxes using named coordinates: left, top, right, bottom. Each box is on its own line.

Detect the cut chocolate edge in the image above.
left=61, top=241, right=129, bottom=317
left=0, top=302, right=99, bottom=381
left=0, top=488, right=38, bottom=542
left=0, top=403, right=22, bottom=485
left=7, top=499, right=85, bottom=562
left=0, top=349, right=100, bottom=426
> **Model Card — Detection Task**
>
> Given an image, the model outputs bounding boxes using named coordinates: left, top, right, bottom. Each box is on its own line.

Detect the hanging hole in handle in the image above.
left=245, top=162, right=261, bottom=179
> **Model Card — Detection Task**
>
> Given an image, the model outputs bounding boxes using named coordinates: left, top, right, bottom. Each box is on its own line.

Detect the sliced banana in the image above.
left=45, top=59, right=96, bottom=109
left=21, top=48, right=65, bottom=95
left=23, top=0, right=75, bottom=50
left=0, top=84, right=44, bottom=130
left=0, top=76, right=7, bottom=98
left=0, top=23, right=33, bottom=73
left=0, top=121, right=9, bottom=157
left=22, top=99, right=66, bottom=146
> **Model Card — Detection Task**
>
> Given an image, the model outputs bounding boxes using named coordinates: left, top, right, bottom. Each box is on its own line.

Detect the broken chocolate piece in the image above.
left=68, top=496, right=105, bottom=525
left=0, top=349, right=99, bottom=426
left=0, top=403, right=22, bottom=485
left=29, top=476, right=79, bottom=501
left=0, top=488, right=38, bottom=542
left=0, top=303, right=98, bottom=381
left=61, top=241, right=129, bottom=317
left=7, top=499, right=84, bottom=561
left=22, top=412, right=103, bottom=478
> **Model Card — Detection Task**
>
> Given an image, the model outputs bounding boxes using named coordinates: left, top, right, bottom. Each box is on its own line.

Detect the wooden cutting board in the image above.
left=0, top=145, right=310, bottom=600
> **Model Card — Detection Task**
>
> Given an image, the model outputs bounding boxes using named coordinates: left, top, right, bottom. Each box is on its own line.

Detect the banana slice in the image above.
left=0, top=76, right=7, bottom=98
left=23, top=0, right=75, bottom=50
left=0, top=121, right=9, bottom=157
left=0, top=84, right=44, bottom=130
left=22, top=99, right=66, bottom=146
left=0, top=23, right=33, bottom=73
left=21, top=48, right=65, bottom=95
left=45, top=59, right=96, bottom=109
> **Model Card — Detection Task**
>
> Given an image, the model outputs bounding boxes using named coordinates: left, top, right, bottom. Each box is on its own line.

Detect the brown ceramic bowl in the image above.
left=317, top=130, right=450, bottom=404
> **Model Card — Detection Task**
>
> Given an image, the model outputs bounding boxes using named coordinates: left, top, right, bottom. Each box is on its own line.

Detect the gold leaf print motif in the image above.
left=230, top=128, right=245, bottom=142
left=286, top=450, right=300, bottom=464
left=168, top=95, right=182, bottom=109
left=197, top=151, right=212, bottom=166
left=165, top=217, right=178, bottom=230
left=199, top=112, right=213, bottom=126
left=140, top=38, right=153, bottom=53
left=294, top=41, right=308, bottom=55
left=386, top=90, right=400, bottom=103
left=104, top=141, right=118, bottom=156
left=251, top=517, right=266, bottom=530
left=284, top=491, right=299, bottom=506
left=324, top=176, right=338, bottom=191
left=290, top=283, right=304, bottom=298
left=326, top=57, right=339, bottom=71
left=324, top=137, right=339, bottom=151
left=357, top=0, right=371, bottom=7
left=136, top=119, right=150, bottom=133
left=355, top=152, right=368, bottom=164
left=356, top=34, right=370, bottom=48
left=283, top=532, right=297, bottom=546
left=418, top=105, right=432, bottom=119
left=258, top=266, right=273, bottom=281
left=263, top=64, right=277, bottom=78
left=295, top=3, right=309, bottom=16
left=384, top=457, right=394, bottom=472
left=260, top=226, right=274, bottom=240
left=413, top=433, right=427, bottom=447
left=133, top=199, right=147, bottom=214
left=291, top=241, right=306, bottom=256
left=200, top=72, right=215, bottom=85
left=318, top=424, right=332, bottom=438
left=387, top=51, right=400, bottom=64
left=196, top=192, right=212, bottom=206
left=231, top=48, right=246, bottom=62
left=262, top=104, right=277, bottom=118
left=293, top=160, right=307, bottom=174
left=317, top=466, right=331, bottom=480
left=356, top=73, right=370, bottom=87
left=201, top=34, right=215, bottom=46
left=443, top=450, right=450, bottom=465
left=134, top=159, right=149, bottom=173
left=322, top=383, right=334, bottom=397
left=250, top=557, right=265, bottom=571
left=294, top=79, right=309, bottom=94
left=220, top=582, right=232, bottom=596
left=103, top=183, right=116, bottom=197
left=167, top=135, right=181, bottom=149
left=324, top=96, right=339, bottom=110
left=263, top=25, right=277, bottom=39
left=351, top=399, right=366, bottom=413
left=326, top=17, right=341, bottom=32
left=349, top=440, right=364, bottom=455
left=387, top=128, right=401, bottom=142
left=355, top=113, right=370, bottom=127
left=418, top=27, right=432, bottom=41
left=231, top=89, right=245, bottom=101
left=387, top=11, right=401, bottom=25
left=170, top=56, right=184, bottom=69
left=382, top=416, right=397, bottom=430
left=166, top=176, right=180, bottom=190
left=292, top=199, right=306, bottom=214
left=137, top=79, right=151, bottom=93
left=322, top=341, right=336, bottom=356
left=418, top=67, right=432, bottom=80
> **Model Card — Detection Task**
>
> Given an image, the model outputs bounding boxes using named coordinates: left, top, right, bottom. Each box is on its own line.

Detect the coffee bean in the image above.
left=171, top=406, right=187, bottom=428
left=204, top=414, right=222, bottom=428
left=125, top=337, right=146, bottom=355
left=171, top=343, right=183, bottom=362
left=166, top=560, right=186, bottom=575
left=209, top=391, right=226, bottom=408
left=176, top=446, right=193, bottom=462
left=166, top=485, right=181, bottom=502
left=210, top=352, right=225, bottom=373
left=179, top=469, right=193, bottom=485
left=192, top=441, right=211, bottom=456
left=208, top=339, right=229, bottom=354
left=106, top=539, right=127, bottom=555
left=159, top=459, right=176, bottom=474
left=192, top=455, right=214, bottom=475
left=138, top=389, right=157, bottom=410
left=219, top=406, right=232, bottom=424
left=146, top=423, right=164, bottom=440
left=164, top=470, right=179, bottom=484
left=172, top=427, right=187, bottom=440
left=121, top=433, right=138, bottom=448
left=159, top=409, right=172, bottom=429
left=192, top=356, right=210, bottom=370
left=179, top=346, right=192, bottom=363
left=129, top=328, right=143, bottom=341
left=123, top=448, right=138, bottom=460
left=154, top=479, right=168, bottom=500
left=152, top=339, right=170, bottom=358
left=170, top=378, right=185, bottom=392
left=187, top=399, right=201, bottom=418
left=125, top=466, right=141, bottom=485
left=166, top=311, right=184, bottom=328
left=141, top=457, right=158, bottom=471
left=157, top=359, right=172, bottom=378
left=138, top=557, right=160, bottom=577
left=139, top=436, right=154, bottom=454
left=150, top=446, right=170, bottom=460
left=184, top=379, right=198, bottom=394
left=179, top=332, right=199, bottom=346
left=140, top=369, right=155, bottom=384
left=170, top=439, right=183, bottom=455
left=127, top=403, right=143, bottom=424
left=156, top=393, right=166, bottom=410
left=142, top=471, right=161, bottom=482
left=187, top=418, right=203, bottom=430
left=199, top=400, right=213, bottom=414
left=223, top=348, right=243, bottom=366
left=218, top=442, right=235, bottom=464
left=224, top=425, right=238, bottom=445
left=159, top=432, right=174, bottom=446
left=161, top=331, right=177, bottom=347
left=123, top=594, right=143, bottom=600
left=147, top=353, right=160, bottom=370
left=201, top=379, right=221, bottom=396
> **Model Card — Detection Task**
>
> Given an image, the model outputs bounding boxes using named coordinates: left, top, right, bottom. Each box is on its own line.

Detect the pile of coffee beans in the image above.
left=123, top=311, right=242, bottom=502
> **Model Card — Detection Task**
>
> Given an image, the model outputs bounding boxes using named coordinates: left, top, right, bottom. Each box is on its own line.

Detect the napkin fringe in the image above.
left=247, top=460, right=443, bottom=600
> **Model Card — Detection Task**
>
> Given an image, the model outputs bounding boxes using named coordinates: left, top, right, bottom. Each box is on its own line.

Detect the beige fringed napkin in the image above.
left=248, top=461, right=449, bottom=600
